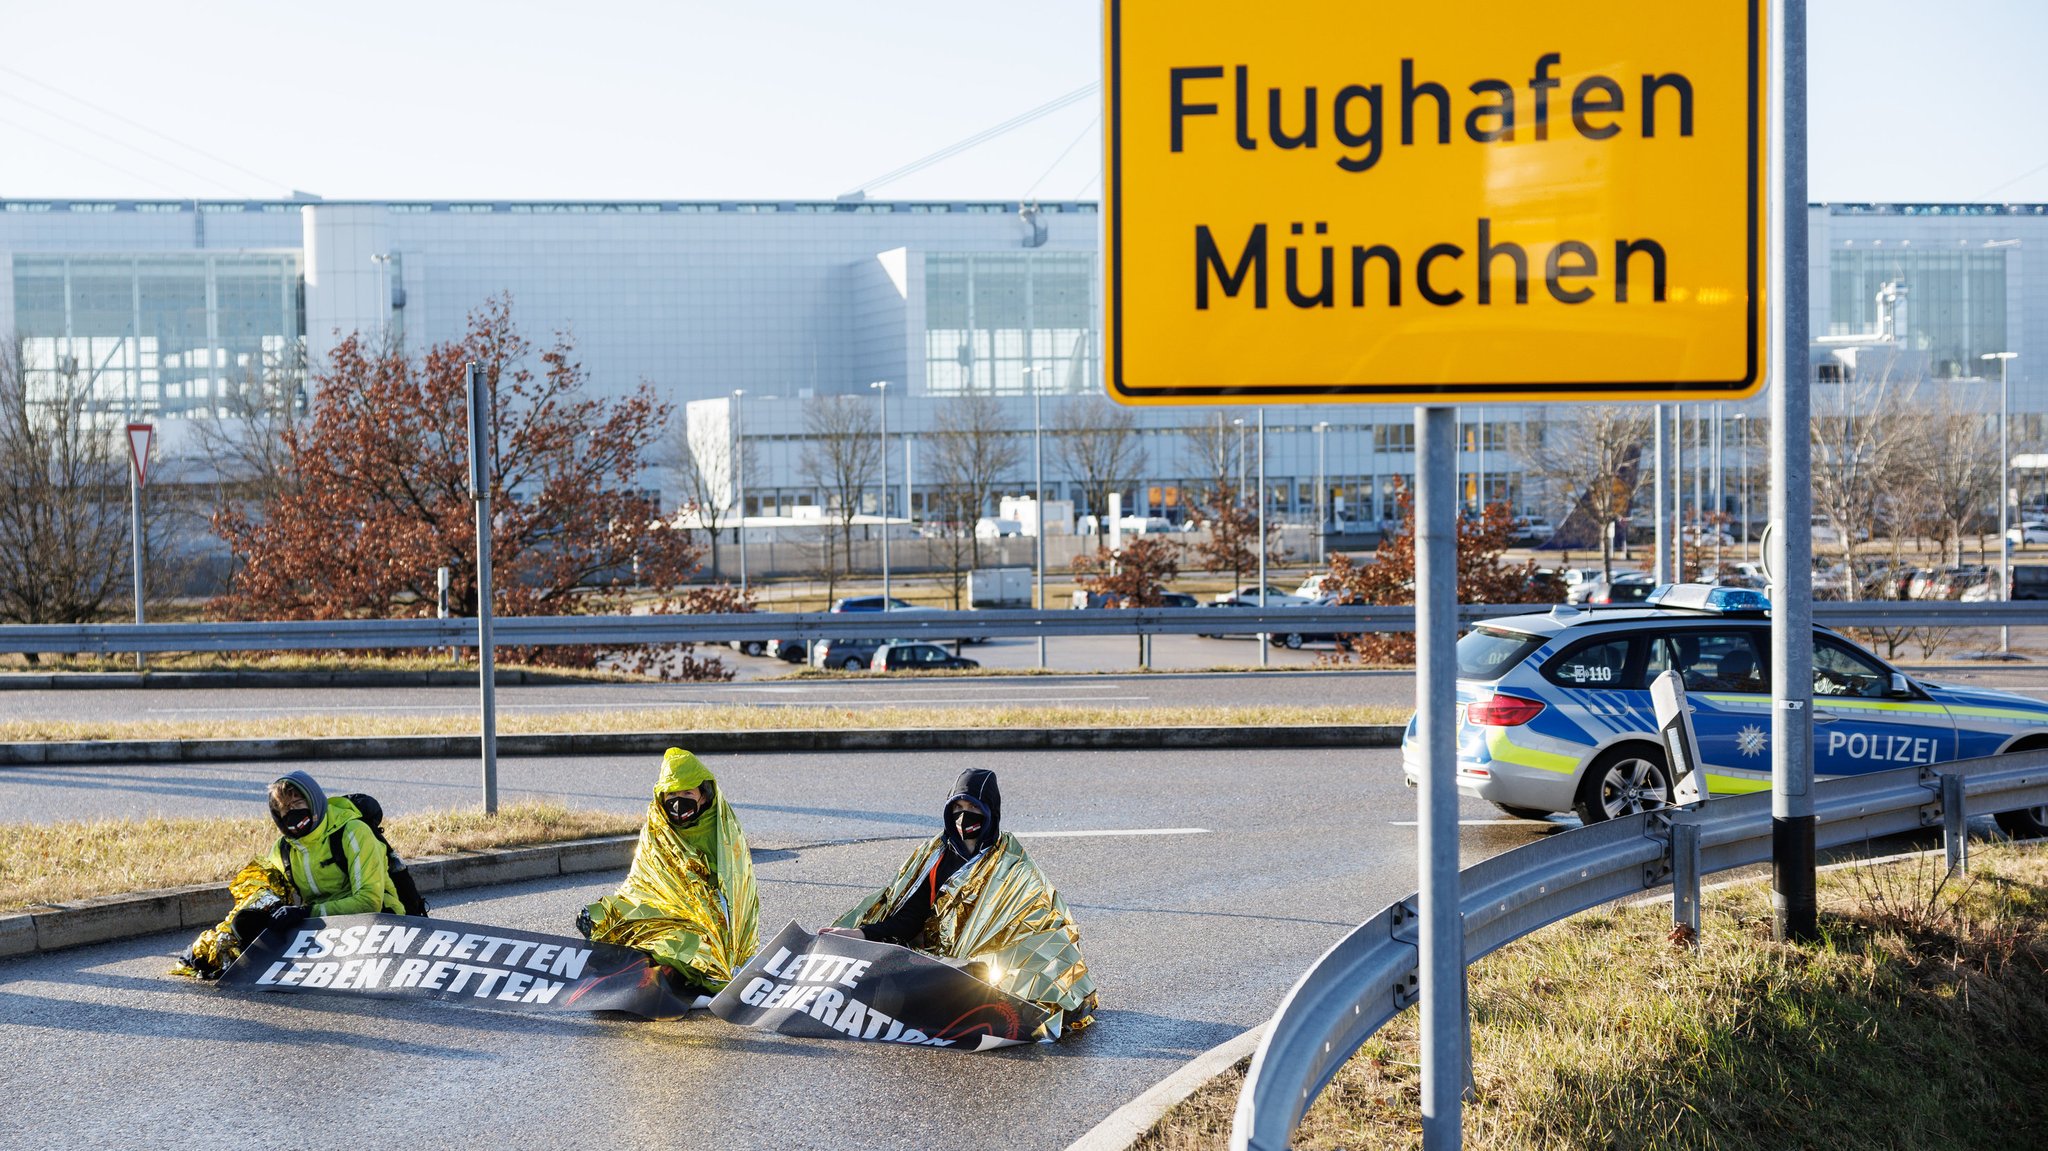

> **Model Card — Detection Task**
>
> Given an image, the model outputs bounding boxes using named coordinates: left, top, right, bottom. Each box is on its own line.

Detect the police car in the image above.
left=1402, top=584, right=2048, bottom=836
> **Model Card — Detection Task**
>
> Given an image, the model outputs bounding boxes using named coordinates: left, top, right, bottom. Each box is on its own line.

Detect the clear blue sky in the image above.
left=0, top=0, right=2042, bottom=203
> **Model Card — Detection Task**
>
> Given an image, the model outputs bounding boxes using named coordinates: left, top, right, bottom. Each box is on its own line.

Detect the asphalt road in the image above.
left=0, top=747, right=1554, bottom=1149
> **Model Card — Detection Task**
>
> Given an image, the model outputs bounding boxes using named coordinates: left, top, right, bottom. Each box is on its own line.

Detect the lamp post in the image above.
left=1257, top=409, right=1268, bottom=669
left=1985, top=352, right=2018, bottom=653
left=1024, top=365, right=1049, bottom=668
left=1233, top=417, right=1247, bottom=502
left=871, top=380, right=890, bottom=605
left=1315, top=421, right=1331, bottom=564
left=732, top=389, right=747, bottom=596
left=1735, top=414, right=1750, bottom=563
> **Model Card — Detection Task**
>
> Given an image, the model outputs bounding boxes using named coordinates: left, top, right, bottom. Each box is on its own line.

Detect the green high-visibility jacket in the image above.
left=265, top=796, right=404, bottom=917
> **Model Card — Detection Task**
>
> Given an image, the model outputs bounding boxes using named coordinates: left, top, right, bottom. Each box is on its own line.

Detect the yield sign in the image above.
left=126, top=423, right=155, bottom=487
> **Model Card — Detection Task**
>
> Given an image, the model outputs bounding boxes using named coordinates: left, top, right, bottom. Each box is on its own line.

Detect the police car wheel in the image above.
left=1994, top=806, right=2048, bottom=840
left=1574, top=745, right=1673, bottom=824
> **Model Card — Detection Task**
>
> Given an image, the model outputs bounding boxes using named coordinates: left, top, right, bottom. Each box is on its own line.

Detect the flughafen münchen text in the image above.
left=1169, top=55, right=1696, bottom=310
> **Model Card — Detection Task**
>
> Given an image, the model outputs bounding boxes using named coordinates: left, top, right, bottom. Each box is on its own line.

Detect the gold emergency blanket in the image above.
left=581, top=749, right=759, bottom=991
left=834, top=832, right=1097, bottom=1037
left=170, top=859, right=295, bottom=979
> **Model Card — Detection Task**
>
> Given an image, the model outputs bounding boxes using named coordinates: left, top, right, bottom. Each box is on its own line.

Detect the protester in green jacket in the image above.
left=236, top=771, right=404, bottom=940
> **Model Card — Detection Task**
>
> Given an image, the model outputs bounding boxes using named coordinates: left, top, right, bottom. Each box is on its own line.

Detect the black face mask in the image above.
left=951, top=806, right=986, bottom=846
left=279, top=806, right=317, bottom=839
left=662, top=783, right=714, bottom=827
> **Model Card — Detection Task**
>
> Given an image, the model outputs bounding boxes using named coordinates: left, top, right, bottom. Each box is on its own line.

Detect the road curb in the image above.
left=1066, top=1022, right=1267, bottom=1151
left=0, top=834, right=638, bottom=960
left=0, top=725, right=1406, bottom=766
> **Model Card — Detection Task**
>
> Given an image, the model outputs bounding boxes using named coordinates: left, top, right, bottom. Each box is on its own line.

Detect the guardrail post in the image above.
left=1940, top=772, right=1967, bottom=874
left=1671, top=821, right=1703, bottom=945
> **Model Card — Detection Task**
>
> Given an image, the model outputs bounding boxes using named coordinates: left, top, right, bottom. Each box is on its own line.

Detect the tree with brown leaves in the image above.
left=213, top=297, right=720, bottom=675
left=1072, top=535, right=1182, bottom=608
left=1319, top=483, right=1555, bottom=663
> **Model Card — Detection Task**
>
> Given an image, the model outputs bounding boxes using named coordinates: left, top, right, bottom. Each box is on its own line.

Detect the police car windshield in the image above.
left=1458, top=627, right=1544, bottom=681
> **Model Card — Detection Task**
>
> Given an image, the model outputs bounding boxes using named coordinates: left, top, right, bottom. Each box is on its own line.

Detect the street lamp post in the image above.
left=1233, top=418, right=1247, bottom=502
left=733, top=389, right=747, bottom=596
left=1985, top=352, right=2019, bottom=653
left=1315, top=421, right=1331, bottom=564
left=1257, top=409, right=1268, bottom=669
left=1024, top=365, right=1049, bottom=668
left=1735, top=414, right=1750, bottom=563
left=871, top=381, right=890, bottom=605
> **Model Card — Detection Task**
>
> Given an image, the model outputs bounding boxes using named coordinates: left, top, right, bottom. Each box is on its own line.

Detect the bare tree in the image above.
left=1180, top=415, right=1271, bottom=586
left=189, top=340, right=309, bottom=507
left=664, top=400, right=752, bottom=579
left=0, top=338, right=135, bottom=647
left=798, top=394, right=879, bottom=603
left=927, top=391, right=1023, bottom=573
left=1518, top=406, right=1652, bottom=579
left=1051, top=397, right=1146, bottom=544
left=1812, top=363, right=1920, bottom=599
left=1910, top=384, right=2000, bottom=568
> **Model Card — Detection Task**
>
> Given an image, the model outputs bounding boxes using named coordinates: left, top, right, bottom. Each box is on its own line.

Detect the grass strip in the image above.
left=0, top=802, right=640, bottom=914
left=0, top=703, right=1409, bottom=745
left=1138, top=843, right=2048, bottom=1150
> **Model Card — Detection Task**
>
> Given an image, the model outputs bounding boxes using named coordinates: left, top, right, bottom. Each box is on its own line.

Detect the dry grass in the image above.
left=0, top=703, right=1409, bottom=744
left=0, top=802, right=639, bottom=913
left=1138, top=843, right=2048, bottom=1151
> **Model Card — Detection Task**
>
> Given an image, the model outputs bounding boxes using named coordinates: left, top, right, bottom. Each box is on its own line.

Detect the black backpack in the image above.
left=277, top=792, right=429, bottom=917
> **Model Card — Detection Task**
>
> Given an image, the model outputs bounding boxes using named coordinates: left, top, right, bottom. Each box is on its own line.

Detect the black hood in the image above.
left=269, top=770, right=328, bottom=839
left=941, top=768, right=1002, bottom=860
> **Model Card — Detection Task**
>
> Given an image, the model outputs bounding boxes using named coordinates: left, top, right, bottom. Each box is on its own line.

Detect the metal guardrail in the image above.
left=5, top=600, right=2046, bottom=656
left=1230, top=748, right=2048, bottom=1151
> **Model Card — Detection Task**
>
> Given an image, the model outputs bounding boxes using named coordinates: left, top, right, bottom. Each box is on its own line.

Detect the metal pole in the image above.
left=1316, top=422, right=1329, bottom=564
left=1769, top=0, right=1815, bottom=942
left=1476, top=406, right=1486, bottom=515
left=1693, top=402, right=1704, bottom=567
left=1740, top=415, right=1751, bottom=563
left=1415, top=405, right=1463, bottom=1149
left=1257, top=409, right=1269, bottom=668
left=734, top=389, right=748, bottom=596
left=130, top=462, right=145, bottom=672
left=1998, top=354, right=2015, bottom=651
left=1653, top=405, right=1668, bottom=584
left=1713, top=404, right=1724, bottom=571
left=466, top=361, right=499, bottom=815
left=872, top=381, right=890, bottom=604
left=1672, top=406, right=1685, bottom=579
left=1032, top=370, right=1047, bottom=668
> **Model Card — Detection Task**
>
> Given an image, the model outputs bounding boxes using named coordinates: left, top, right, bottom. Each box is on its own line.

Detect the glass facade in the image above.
left=923, top=252, right=1093, bottom=395
left=1827, top=248, right=2007, bottom=378
left=12, top=252, right=304, bottom=419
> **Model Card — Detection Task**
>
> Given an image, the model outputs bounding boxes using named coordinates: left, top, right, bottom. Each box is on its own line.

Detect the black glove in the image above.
left=574, top=908, right=595, bottom=939
left=235, top=903, right=308, bottom=941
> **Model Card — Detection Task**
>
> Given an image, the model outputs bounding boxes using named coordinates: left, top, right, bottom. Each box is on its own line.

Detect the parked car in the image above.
left=812, top=637, right=897, bottom=670
left=768, top=637, right=809, bottom=662
left=2014, top=565, right=2048, bottom=601
left=1565, top=572, right=1653, bottom=605
left=2007, top=521, right=2048, bottom=547
left=870, top=642, right=979, bottom=671
left=1267, top=596, right=1350, bottom=650
left=1072, top=590, right=1200, bottom=609
left=831, top=595, right=985, bottom=643
left=1212, top=585, right=1311, bottom=606
left=1510, top=516, right=1556, bottom=544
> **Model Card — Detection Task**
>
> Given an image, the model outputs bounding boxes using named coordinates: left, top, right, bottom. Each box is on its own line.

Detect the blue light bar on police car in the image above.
left=1645, top=583, right=1771, bottom=614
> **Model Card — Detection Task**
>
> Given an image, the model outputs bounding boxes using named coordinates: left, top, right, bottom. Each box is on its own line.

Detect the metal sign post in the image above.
left=465, top=362, right=499, bottom=814
left=1768, top=0, right=1815, bottom=942
left=125, top=423, right=153, bottom=672
left=1413, top=406, right=1462, bottom=1147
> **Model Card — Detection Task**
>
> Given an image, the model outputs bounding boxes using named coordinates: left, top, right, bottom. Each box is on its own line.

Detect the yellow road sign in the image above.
left=1104, top=1, right=1766, bottom=405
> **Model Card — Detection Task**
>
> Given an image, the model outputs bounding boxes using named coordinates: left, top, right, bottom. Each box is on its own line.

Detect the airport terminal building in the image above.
left=1, top=196, right=2043, bottom=536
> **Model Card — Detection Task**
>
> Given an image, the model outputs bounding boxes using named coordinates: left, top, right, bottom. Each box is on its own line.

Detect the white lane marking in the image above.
left=1012, top=828, right=1212, bottom=838
left=1387, top=819, right=1555, bottom=827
